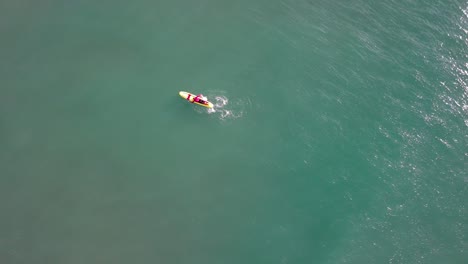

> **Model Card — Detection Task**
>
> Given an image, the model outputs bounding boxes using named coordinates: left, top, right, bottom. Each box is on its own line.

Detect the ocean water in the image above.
left=0, top=0, right=466, bottom=263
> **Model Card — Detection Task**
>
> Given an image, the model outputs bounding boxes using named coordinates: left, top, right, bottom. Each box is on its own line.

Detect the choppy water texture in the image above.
left=0, top=0, right=467, bottom=263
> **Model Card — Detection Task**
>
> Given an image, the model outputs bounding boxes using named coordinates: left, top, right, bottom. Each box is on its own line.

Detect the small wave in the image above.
left=214, top=96, right=228, bottom=107
left=204, top=94, right=246, bottom=120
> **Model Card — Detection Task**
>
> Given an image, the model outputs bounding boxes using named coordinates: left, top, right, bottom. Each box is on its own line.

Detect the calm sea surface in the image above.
left=1, top=0, right=467, bottom=263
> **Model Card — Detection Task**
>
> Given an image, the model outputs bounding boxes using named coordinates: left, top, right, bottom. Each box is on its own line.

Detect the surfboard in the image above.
left=179, top=91, right=214, bottom=108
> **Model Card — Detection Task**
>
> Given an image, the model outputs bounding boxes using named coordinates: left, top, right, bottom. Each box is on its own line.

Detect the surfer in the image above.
left=194, top=94, right=207, bottom=103
left=179, top=91, right=213, bottom=108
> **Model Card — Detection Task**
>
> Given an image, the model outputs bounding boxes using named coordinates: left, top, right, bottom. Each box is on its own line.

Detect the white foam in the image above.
left=214, top=96, right=229, bottom=107
left=204, top=94, right=245, bottom=120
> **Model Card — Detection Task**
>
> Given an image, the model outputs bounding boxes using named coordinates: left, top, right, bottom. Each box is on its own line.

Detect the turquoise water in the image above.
left=1, top=0, right=467, bottom=263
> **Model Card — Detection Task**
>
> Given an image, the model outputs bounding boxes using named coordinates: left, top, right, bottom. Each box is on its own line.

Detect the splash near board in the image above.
left=179, top=91, right=214, bottom=108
